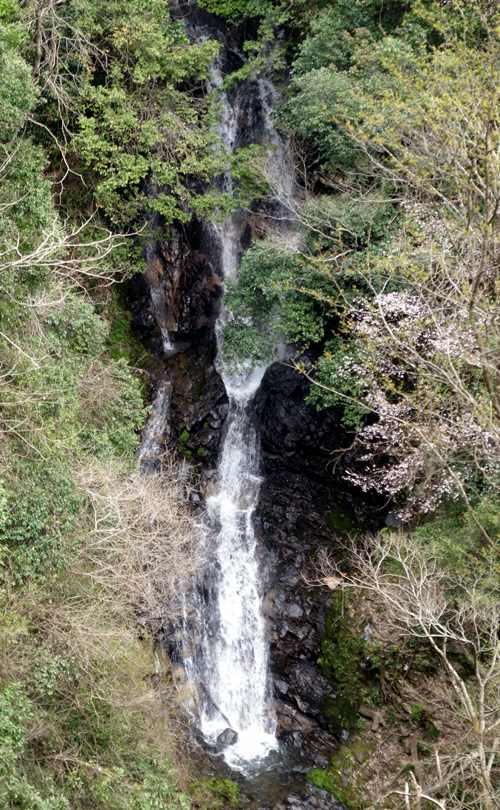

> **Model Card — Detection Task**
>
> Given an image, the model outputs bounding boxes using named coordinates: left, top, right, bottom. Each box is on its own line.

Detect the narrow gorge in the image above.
left=134, top=0, right=344, bottom=796
left=2, top=0, right=497, bottom=807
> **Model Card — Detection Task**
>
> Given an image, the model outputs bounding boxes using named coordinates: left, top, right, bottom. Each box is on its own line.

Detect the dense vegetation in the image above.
left=1, top=0, right=498, bottom=808
left=0, top=1, right=233, bottom=806
left=209, top=0, right=499, bottom=806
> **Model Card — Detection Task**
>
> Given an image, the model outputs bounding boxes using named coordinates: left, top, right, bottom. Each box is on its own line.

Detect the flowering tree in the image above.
left=290, top=6, right=500, bottom=528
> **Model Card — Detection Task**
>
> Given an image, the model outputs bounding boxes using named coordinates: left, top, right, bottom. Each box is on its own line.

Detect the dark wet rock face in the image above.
left=128, top=214, right=229, bottom=466
left=254, top=363, right=342, bottom=477
left=253, top=363, right=353, bottom=762
left=129, top=220, right=223, bottom=353
left=277, top=785, right=346, bottom=810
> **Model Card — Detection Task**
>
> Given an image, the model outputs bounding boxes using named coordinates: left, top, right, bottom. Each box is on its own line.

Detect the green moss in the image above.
left=308, top=758, right=362, bottom=809
left=308, top=737, right=375, bottom=808
left=178, top=428, right=190, bottom=445
left=410, top=703, right=424, bottom=723
left=326, top=509, right=358, bottom=535
left=410, top=703, right=440, bottom=741
left=106, top=291, right=146, bottom=365
left=318, top=592, right=368, bottom=733
left=189, top=777, right=240, bottom=809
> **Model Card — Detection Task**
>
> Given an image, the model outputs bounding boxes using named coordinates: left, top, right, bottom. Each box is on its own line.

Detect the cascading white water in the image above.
left=196, top=366, right=277, bottom=766
left=149, top=286, right=177, bottom=356
left=138, top=380, right=171, bottom=471
left=184, top=66, right=279, bottom=768
left=180, top=43, right=295, bottom=770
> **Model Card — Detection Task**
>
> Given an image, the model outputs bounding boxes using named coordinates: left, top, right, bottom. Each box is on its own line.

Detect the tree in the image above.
left=228, top=0, right=499, bottom=528
left=318, top=533, right=499, bottom=809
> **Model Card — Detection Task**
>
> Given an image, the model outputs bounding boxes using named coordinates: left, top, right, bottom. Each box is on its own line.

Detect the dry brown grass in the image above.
left=73, top=457, right=201, bottom=632
left=1, top=455, right=200, bottom=704
left=0, top=456, right=201, bottom=785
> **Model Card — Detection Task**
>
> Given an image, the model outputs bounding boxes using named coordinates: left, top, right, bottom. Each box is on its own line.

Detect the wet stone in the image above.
left=286, top=603, right=304, bottom=620
left=216, top=728, right=238, bottom=749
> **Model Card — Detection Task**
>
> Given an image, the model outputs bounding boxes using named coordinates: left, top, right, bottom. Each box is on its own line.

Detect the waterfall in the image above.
left=195, top=367, right=277, bottom=766
left=179, top=27, right=295, bottom=771
left=138, top=380, right=171, bottom=472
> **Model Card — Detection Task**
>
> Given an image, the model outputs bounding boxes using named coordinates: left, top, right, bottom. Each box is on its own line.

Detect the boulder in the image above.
left=216, top=728, right=238, bottom=749
left=276, top=785, right=346, bottom=810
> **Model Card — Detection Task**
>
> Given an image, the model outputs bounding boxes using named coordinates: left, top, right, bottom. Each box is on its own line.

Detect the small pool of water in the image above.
left=195, top=741, right=311, bottom=807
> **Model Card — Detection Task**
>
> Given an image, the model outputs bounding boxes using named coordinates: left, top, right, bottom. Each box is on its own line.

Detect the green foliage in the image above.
left=292, top=0, right=409, bottom=75
left=198, top=0, right=271, bottom=21
left=0, top=46, right=34, bottom=138
left=0, top=7, right=165, bottom=789
left=75, top=761, right=191, bottom=810
left=277, top=1, right=417, bottom=170
left=410, top=496, right=500, bottom=588
left=47, top=296, right=108, bottom=356
left=189, top=778, right=240, bottom=809
left=278, top=0, right=494, bottom=176
left=229, top=144, right=270, bottom=208
left=0, top=462, right=82, bottom=583
left=222, top=192, right=394, bottom=427
left=0, top=676, right=193, bottom=810
left=0, top=684, right=70, bottom=809
left=222, top=321, right=272, bottom=367
left=223, top=240, right=332, bottom=365
left=306, top=339, right=370, bottom=428
left=0, top=141, right=55, bottom=255
left=106, top=290, right=147, bottom=365
left=65, top=0, right=220, bottom=223
left=279, top=68, right=362, bottom=171
left=15, top=0, right=225, bottom=225
left=302, top=192, right=395, bottom=254
left=80, top=360, right=146, bottom=458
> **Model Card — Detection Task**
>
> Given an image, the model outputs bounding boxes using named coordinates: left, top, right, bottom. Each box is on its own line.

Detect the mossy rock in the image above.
left=189, top=777, right=240, bottom=809
left=178, top=428, right=190, bottom=445
left=105, top=291, right=147, bottom=365
left=308, top=763, right=363, bottom=809
left=409, top=703, right=440, bottom=742
left=308, top=738, right=375, bottom=808
left=326, top=509, right=359, bottom=535
left=318, top=592, right=369, bottom=733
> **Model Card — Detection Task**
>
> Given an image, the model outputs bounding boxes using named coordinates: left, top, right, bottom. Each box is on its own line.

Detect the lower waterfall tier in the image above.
left=182, top=368, right=277, bottom=770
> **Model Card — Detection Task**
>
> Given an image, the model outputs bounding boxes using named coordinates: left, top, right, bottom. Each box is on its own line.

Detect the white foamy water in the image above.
left=196, top=365, right=277, bottom=767
left=149, top=286, right=177, bottom=357
left=138, top=380, right=171, bottom=471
